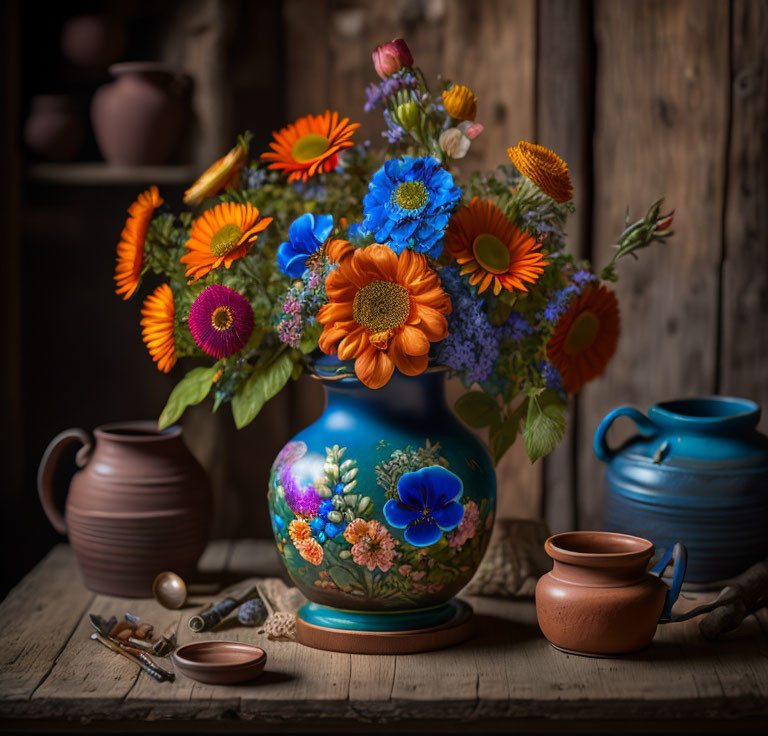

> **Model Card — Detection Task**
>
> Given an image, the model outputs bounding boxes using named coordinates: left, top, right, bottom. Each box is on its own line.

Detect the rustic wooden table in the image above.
left=1, top=540, right=767, bottom=734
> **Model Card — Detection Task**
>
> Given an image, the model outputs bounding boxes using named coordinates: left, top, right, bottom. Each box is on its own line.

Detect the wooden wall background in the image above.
left=4, top=0, right=767, bottom=593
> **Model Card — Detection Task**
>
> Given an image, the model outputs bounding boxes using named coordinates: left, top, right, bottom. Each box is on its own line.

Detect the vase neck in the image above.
left=322, top=371, right=450, bottom=422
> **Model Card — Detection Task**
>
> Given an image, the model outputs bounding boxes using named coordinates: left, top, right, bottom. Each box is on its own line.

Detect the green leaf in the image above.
left=158, top=365, right=219, bottom=430
left=522, top=390, right=567, bottom=462
left=299, top=323, right=323, bottom=355
left=454, top=392, right=501, bottom=429
left=327, top=564, right=358, bottom=592
left=231, top=352, right=294, bottom=429
left=489, top=402, right=526, bottom=465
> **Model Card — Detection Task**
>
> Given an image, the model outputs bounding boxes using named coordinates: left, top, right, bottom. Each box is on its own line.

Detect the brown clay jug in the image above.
left=91, top=62, right=189, bottom=165
left=535, top=531, right=687, bottom=656
left=38, top=421, right=212, bottom=597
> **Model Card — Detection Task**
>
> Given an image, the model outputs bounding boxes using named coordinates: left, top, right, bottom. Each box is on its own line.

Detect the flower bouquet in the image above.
left=115, top=38, right=673, bottom=467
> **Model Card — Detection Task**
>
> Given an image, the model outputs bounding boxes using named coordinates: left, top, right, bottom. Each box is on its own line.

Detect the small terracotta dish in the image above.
left=172, top=641, right=266, bottom=685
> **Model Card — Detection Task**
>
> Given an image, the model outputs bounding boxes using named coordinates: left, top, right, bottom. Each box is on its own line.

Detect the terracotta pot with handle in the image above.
left=38, top=421, right=212, bottom=597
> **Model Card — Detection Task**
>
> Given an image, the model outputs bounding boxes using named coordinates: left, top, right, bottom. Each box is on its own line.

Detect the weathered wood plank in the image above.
left=30, top=595, right=180, bottom=717
left=720, top=0, right=768, bottom=432
left=537, top=0, right=593, bottom=533
left=579, top=0, right=731, bottom=528
left=0, top=546, right=94, bottom=711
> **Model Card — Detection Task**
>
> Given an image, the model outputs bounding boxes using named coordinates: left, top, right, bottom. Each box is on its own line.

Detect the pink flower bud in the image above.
left=372, top=38, right=413, bottom=79
left=655, top=214, right=674, bottom=231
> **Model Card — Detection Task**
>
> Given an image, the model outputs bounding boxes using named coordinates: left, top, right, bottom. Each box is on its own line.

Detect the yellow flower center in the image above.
left=353, top=280, right=411, bottom=333
left=394, top=181, right=428, bottom=211
left=291, top=133, right=330, bottom=163
left=210, top=223, right=244, bottom=257
left=565, top=311, right=600, bottom=354
left=211, top=306, right=234, bottom=331
left=472, top=233, right=511, bottom=274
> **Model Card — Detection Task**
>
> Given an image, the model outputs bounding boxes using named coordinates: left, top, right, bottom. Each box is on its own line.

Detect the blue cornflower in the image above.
left=277, top=212, right=334, bottom=277
left=362, top=156, right=461, bottom=257
left=383, top=466, right=465, bottom=547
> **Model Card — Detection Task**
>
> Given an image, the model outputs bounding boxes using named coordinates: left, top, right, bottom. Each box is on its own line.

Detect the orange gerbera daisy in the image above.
left=114, top=186, right=163, bottom=300
left=183, top=139, right=248, bottom=205
left=507, top=141, right=573, bottom=203
left=317, top=244, right=451, bottom=389
left=140, top=283, right=176, bottom=373
left=444, top=198, right=546, bottom=295
left=261, top=111, right=359, bottom=183
left=546, top=285, right=620, bottom=394
left=180, top=202, right=272, bottom=281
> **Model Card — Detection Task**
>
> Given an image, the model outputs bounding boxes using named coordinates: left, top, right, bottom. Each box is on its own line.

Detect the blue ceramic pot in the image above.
left=594, top=397, right=768, bottom=585
left=268, top=365, right=496, bottom=615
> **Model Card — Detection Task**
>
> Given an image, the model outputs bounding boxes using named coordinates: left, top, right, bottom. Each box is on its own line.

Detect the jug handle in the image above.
left=651, top=542, right=688, bottom=623
left=37, top=428, right=93, bottom=535
left=594, top=406, right=658, bottom=462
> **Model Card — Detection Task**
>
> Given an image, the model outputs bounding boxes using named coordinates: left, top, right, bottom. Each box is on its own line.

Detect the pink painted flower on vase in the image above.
left=345, top=519, right=396, bottom=572
left=449, top=500, right=480, bottom=548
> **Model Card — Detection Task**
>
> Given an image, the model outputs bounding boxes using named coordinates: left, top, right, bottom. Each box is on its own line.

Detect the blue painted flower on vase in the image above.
left=383, top=465, right=465, bottom=546
left=277, top=212, right=334, bottom=277
left=361, top=156, right=461, bottom=257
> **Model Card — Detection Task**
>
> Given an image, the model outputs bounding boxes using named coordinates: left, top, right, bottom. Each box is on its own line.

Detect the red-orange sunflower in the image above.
left=317, top=244, right=451, bottom=389
left=114, top=186, right=163, bottom=300
left=444, top=198, right=546, bottom=295
left=140, top=283, right=177, bottom=373
left=180, top=202, right=272, bottom=281
left=261, top=111, right=359, bottom=183
left=546, top=284, right=620, bottom=394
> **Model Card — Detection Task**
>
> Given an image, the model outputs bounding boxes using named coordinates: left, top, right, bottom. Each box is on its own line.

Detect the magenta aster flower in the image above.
left=188, top=284, right=254, bottom=359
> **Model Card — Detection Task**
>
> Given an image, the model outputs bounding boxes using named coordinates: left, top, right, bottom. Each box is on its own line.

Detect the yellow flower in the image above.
left=183, top=139, right=249, bottom=205
left=442, top=84, right=477, bottom=122
left=507, top=141, right=573, bottom=203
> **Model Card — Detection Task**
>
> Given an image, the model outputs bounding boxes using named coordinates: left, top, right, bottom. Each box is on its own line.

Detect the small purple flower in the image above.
left=188, top=285, right=254, bottom=359
left=280, top=465, right=320, bottom=518
left=544, top=284, right=580, bottom=323
left=382, top=109, right=406, bottom=143
left=505, top=311, right=533, bottom=341
left=541, top=360, right=564, bottom=394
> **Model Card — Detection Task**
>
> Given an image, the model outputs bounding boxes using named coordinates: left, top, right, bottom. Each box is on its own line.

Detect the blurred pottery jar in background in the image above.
left=60, top=14, right=127, bottom=70
left=91, top=62, right=191, bottom=165
left=23, top=94, right=84, bottom=162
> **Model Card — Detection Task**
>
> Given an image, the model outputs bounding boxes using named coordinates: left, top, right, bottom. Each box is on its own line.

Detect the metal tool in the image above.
left=188, top=585, right=260, bottom=632
left=88, top=614, right=175, bottom=682
left=90, top=633, right=174, bottom=682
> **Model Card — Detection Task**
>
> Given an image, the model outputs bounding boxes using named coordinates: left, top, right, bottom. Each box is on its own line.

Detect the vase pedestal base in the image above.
left=295, top=599, right=474, bottom=654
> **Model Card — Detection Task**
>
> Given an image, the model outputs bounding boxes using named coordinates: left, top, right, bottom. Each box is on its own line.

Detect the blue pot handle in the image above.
left=651, top=542, right=688, bottom=623
left=593, top=406, right=658, bottom=462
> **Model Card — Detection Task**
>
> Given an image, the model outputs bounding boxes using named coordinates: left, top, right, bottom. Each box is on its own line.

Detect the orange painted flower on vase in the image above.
left=180, top=202, right=272, bottom=281
left=507, top=141, right=573, bottom=203
left=444, top=198, right=546, bottom=295
left=114, top=185, right=163, bottom=299
left=140, top=283, right=176, bottom=373
left=546, top=284, right=620, bottom=393
left=261, top=111, right=359, bottom=182
left=317, top=244, right=451, bottom=389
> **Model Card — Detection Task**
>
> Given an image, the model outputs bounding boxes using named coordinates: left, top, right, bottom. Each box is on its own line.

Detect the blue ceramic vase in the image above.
left=594, top=397, right=768, bottom=585
left=267, top=365, right=496, bottom=624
